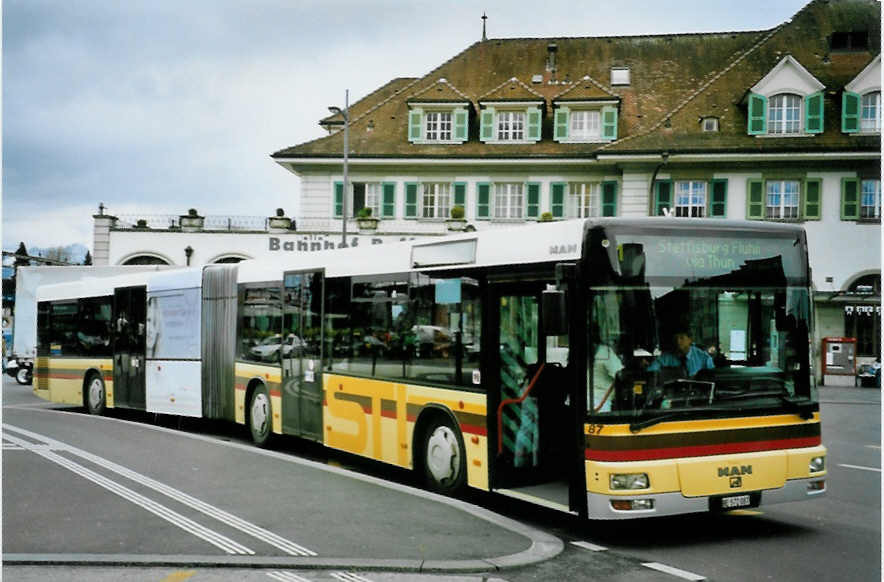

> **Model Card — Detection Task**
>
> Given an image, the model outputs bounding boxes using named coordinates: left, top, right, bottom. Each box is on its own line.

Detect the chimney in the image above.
left=546, top=43, right=558, bottom=74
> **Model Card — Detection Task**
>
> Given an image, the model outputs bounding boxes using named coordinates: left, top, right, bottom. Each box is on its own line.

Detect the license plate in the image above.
left=721, top=494, right=752, bottom=509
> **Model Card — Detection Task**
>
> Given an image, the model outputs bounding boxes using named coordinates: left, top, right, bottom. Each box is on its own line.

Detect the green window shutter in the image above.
left=526, top=183, right=540, bottom=218
left=382, top=182, right=396, bottom=218
left=453, top=182, right=467, bottom=209
left=803, top=178, right=821, bottom=220
left=405, top=182, right=419, bottom=218
left=551, top=183, right=566, bottom=218
left=454, top=109, right=468, bottom=141
left=748, top=93, right=767, bottom=135
left=710, top=179, right=728, bottom=217
left=526, top=107, right=541, bottom=141
left=842, top=91, right=860, bottom=133
left=601, top=106, right=618, bottom=140
left=554, top=107, right=569, bottom=141
left=805, top=92, right=824, bottom=134
left=334, top=182, right=344, bottom=218
left=408, top=109, right=423, bottom=142
left=480, top=108, right=495, bottom=141
left=746, top=179, right=764, bottom=219
left=601, top=181, right=618, bottom=217
left=841, top=177, right=860, bottom=220
left=653, top=180, right=673, bottom=216
left=476, top=182, right=491, bottom=219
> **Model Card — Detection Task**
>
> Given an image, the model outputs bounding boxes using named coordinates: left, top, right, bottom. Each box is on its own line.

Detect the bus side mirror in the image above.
left=542, top=290, right=568, bottom=336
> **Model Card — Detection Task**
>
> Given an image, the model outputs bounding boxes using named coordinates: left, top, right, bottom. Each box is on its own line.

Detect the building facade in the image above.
left=269, top=0, right=881, bottom=375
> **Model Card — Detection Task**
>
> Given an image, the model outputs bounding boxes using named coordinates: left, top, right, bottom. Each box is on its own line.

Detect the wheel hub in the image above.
left=251, top=393, right=269, bottom=435
left=88, top=378, right=103, bottom=409
left=426, top=426, right=460, bottom=484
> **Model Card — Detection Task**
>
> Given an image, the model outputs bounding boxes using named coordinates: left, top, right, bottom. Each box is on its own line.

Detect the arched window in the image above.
left=122, top=255, right=169, bottom=265
left=768, top=94, right=802, bottom=134
left=214, top=257, right=245, bottom=264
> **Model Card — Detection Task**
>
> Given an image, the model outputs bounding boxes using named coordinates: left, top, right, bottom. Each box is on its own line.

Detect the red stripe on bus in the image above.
left=380, top=409, right=397, bottom=419
left=461, top=423, right=487, bottom=437
left=43, top=373, right=84, bottom=380
left=584, top=436, right=822, bottom=462
left=235, top=384, right=246, bottom=391
left=269, top=389, right=282, bottom=398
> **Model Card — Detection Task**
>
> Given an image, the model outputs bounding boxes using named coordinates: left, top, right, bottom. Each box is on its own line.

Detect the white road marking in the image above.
left=865, top=445, right=881, bottom=449
left=838, top=463, right=882, bottom=473
left=330, top=572, right=374, bottom=582
left=642, top=562, right=706, bottom=581
left=2, top=431, right=254, bottom=555
left=571, top=540, right=608, bottom=551
left=266, top=572, right=313, bottom=582
left=3, top=423, right=317, bottom=556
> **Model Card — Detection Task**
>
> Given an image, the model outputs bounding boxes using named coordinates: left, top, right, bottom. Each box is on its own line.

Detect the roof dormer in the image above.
left=477, top=78, right=545, bottom=144
left=746, top=55, right=826, bottom=136
left=551, top=75, right=620, bottom=143
left=406, top=78, right=472, bottom=144
left=843, top=55, right=881, bottom=134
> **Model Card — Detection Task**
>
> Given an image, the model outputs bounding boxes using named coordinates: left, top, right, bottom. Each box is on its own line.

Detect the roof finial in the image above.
left=481, top=12, right=487, bottom=42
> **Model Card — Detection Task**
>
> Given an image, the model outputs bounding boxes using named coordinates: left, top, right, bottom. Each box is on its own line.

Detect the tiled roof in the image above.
left=319, top=77, right=419, bottom=126
left=478, top=77, right=545, bottom=102
left=407, top=78, right=472, bottom=103
left=552, top=75, right=616, bottom=101
left=275, top=0, right=881, bottom=160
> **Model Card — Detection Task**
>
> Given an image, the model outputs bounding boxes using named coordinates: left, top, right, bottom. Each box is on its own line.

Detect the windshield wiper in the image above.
left=629, top=411, right=696, bottom=433
left=715, top=389, right=814, bottom=419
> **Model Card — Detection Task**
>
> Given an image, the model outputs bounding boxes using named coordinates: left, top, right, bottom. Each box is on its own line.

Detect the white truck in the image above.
left=7, top=265, right=170, bottom=384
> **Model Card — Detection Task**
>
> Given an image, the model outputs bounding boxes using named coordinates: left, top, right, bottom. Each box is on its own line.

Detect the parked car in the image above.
left=249, top=334, right=306, bottom=362
left=5, top=357, right=33, bottom=385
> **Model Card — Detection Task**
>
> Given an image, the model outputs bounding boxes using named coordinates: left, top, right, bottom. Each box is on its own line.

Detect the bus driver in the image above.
left=648, top=328, right=714, bottom=378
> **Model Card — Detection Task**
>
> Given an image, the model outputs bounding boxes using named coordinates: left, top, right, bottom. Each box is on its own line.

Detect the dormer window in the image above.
left=746, top=56, right=824, bottom=137
left=497, top=111, right=525, bottom=141
left=425, top=111, right=452, bottom=141
left=768, top=94, right=802, bottom=134
left=570, top=110, right=601, bottom=140
left=553, top=104, right=618, bottom=143
left=843, top=55, right=881, bottom=134
left=702, top=117, right=719, bottom=132
left=478, top=106, right=542, bottom=143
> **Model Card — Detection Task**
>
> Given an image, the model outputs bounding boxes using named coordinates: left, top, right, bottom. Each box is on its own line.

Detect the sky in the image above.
left=2, top=0, right=812, bottom=253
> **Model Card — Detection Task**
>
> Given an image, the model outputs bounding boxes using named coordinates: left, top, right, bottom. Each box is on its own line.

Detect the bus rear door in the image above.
left=113, top=285, right=147, bottom=409
left=281, top=270, right=324, bottom=441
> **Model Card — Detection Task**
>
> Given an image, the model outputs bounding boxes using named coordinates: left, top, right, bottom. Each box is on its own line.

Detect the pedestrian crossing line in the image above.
left=266, top=572, right=313, bottom=582
left=571, top=540, right=608, bottom=552
left=838, top=463, right=882, bottom=473
left=2, top=431, right=254, bottom=555
left=3, top=423, right=317, bottom=557
left=865, top=445, right=881, bottom=449
left=330, top=572, right=374, bottom=582
left=642, top=562, right=706, bottom=581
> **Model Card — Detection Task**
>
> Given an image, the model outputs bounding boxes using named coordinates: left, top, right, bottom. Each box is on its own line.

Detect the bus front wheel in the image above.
left=421, top=415, right=467, bottom=495
left=248, top=384, right=273, bottom=447
left=85, top=373, right=106, bottom=415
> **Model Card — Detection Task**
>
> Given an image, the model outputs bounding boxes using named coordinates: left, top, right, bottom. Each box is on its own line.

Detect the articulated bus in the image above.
left=34, top=218, right=826, bottom=519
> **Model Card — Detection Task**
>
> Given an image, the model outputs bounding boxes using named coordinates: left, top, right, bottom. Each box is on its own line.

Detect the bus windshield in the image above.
left=586, top=226, right=815, bottom=424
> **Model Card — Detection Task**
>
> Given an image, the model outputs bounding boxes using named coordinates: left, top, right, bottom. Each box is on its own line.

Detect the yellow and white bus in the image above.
left=34, top=218, right=826, bottom=519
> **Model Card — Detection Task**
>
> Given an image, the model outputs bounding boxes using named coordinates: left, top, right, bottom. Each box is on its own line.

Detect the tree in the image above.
left=13, top=242, right=29, bottom=267
left=83, top=251, right=92, bottom=266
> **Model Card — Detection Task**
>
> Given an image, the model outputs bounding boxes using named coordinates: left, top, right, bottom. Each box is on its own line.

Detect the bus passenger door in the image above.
left=113, top=286, right=147, bottom=409
left=281, top=270, right=324, bottom=441
left=488, top=284, right=575, bottom=513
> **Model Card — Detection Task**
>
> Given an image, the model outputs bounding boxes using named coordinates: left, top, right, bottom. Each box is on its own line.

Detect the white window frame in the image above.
left=497, top=111, right=525, bottom=141
left=569, top=110, right=601, bottom=141
left=425, top=111, right=453, bottom=141
left=766, top=180, right=800, bottom=220
left=493, top=183, right=524, bottom=219
left=674, top=181, right=707, bottom=217
left=768, top=94, right=802, bottom=135
left=861, top=179, right=881, bottom=219
left=702, top=117, right=719, bottom=132
left=861, top=91, right=881, bottom=132
left=421, top=182, right=450, bottom=219
left=350, top=181, right=381, bottom=217
left=568, top=182, right=600, bottom=218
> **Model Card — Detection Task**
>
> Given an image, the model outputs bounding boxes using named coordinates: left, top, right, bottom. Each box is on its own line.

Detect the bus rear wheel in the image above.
left=421, top=416, right=467, bottom=495
left=85, top=373, right=106, bottom=415
left=248, top=384, right=273, bottom=447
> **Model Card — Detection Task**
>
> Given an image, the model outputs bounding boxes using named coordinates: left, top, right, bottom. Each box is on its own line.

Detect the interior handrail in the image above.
left=497, top=362, right=545, bottom=455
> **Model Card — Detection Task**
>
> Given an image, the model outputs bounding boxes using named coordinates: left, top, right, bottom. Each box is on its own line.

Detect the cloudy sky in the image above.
left=2, top=0, right=810, bottom=252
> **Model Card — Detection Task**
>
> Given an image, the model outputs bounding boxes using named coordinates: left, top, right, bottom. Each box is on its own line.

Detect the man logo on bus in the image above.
left=718, top=465, right=752, bottom=477
left=730, top=476, right=742, bottom=488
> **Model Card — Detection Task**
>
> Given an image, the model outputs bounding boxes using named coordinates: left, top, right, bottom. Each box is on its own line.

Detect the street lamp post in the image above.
left=328, top=90, right=350, bottom=246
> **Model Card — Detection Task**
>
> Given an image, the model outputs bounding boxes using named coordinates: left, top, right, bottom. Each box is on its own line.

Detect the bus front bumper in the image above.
left=586, top=476, right=826, bottom=520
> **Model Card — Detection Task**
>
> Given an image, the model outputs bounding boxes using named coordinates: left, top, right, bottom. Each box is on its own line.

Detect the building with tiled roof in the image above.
left=272, top=0, right=881, bottom=376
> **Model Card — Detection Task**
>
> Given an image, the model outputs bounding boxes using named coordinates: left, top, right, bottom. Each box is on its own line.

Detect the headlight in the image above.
left=809, top=456, right=825, bottom=473
left=610, top=473, right=650, bottom=490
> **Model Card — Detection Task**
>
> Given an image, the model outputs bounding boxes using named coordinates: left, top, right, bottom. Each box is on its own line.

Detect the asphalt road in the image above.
left=2, top=377, right=880, bottom=581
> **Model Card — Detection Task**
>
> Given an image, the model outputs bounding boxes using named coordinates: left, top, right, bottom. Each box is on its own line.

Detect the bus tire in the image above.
left=420, top=414, right=467, bottom=495
left=248, top=383, right=273, bottom=448
left=85, top=372, right=106, bottom=415
left=16, top=365, right=32, bottom=386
